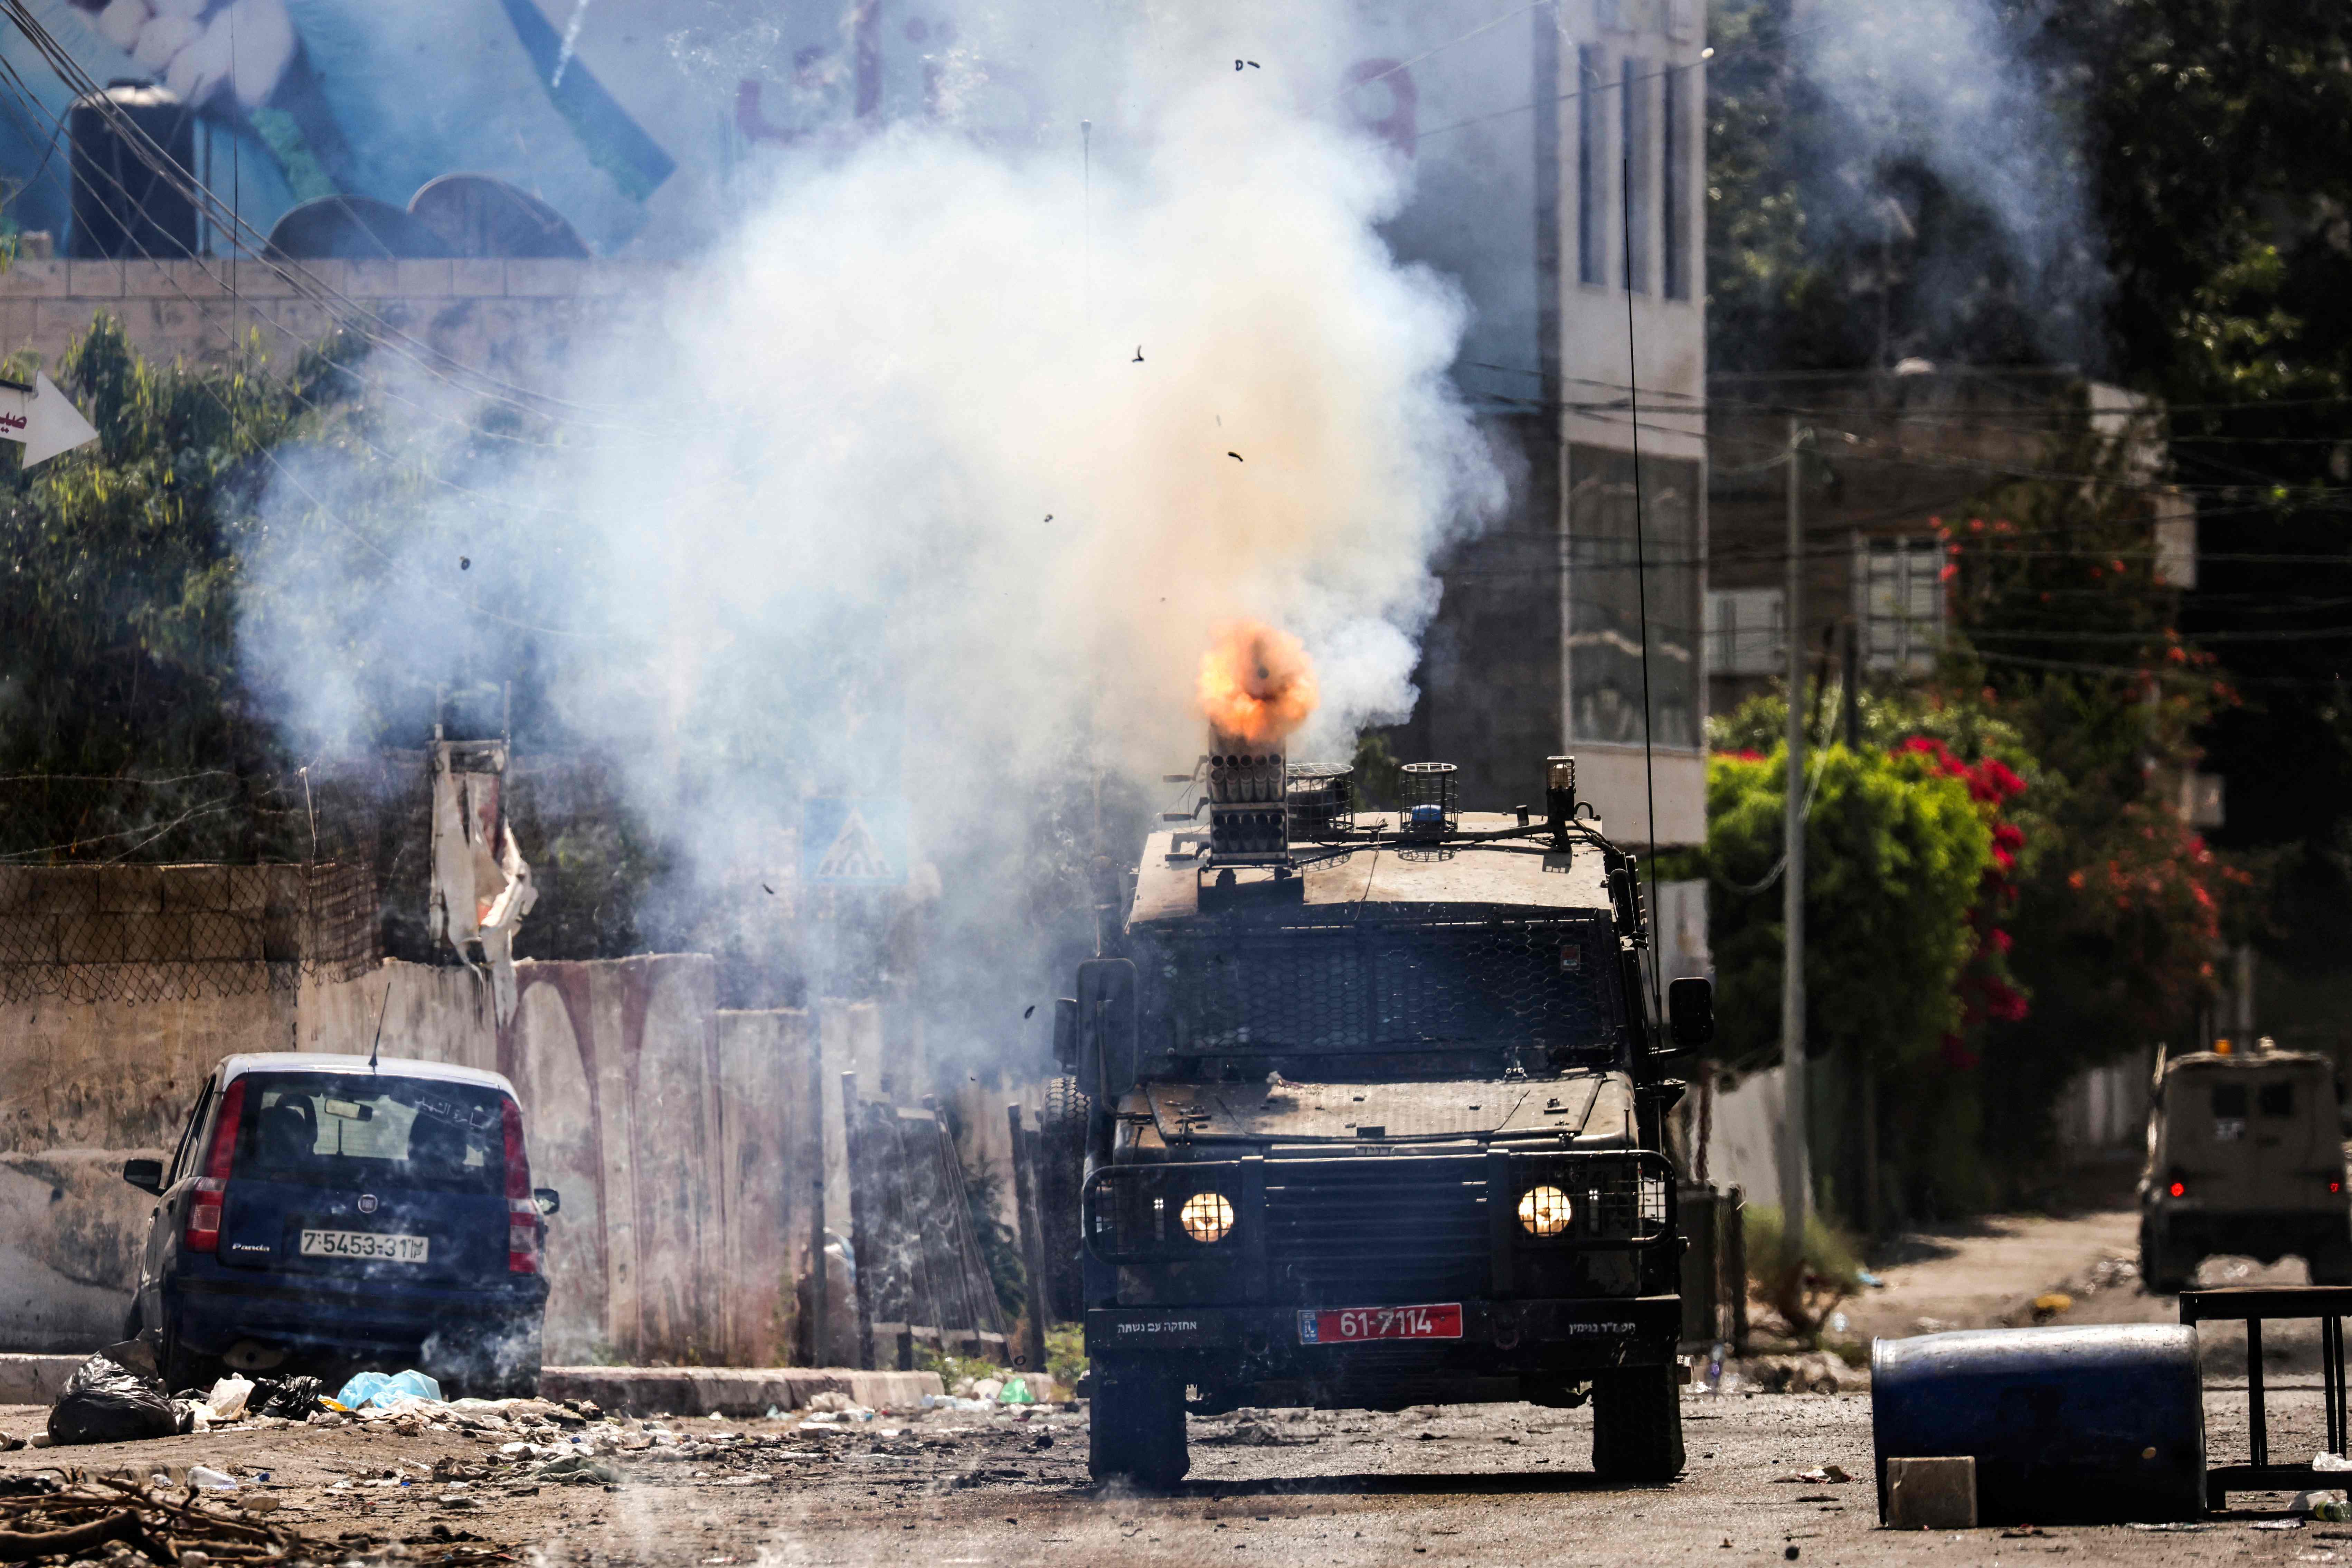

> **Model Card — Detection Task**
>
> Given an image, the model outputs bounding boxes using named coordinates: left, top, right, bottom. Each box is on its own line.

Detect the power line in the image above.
left=0, top=1, right=645, bottom=433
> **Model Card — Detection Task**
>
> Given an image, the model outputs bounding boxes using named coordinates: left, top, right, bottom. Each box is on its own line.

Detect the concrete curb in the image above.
left=0, top=1356, right=941, bottom=1416
left=0, top=1354, right=84, bottom=1405
left=537, top=1367, right=944, bottom=1416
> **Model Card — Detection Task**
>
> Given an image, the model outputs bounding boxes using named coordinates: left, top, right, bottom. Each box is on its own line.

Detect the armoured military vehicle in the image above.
left=2139, top=1041, right=2352, bottom=1293
left=1055, top=752, right=1710, bottom=1488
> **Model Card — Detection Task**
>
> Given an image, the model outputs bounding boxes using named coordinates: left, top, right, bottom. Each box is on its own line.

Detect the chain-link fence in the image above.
left=0, top=860, right=379, bottom=1004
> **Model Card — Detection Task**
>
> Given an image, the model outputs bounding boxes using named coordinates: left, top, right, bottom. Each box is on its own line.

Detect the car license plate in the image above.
left=299, top=1229, right=429, bottom=1263
left=1298, top=1303, right=1463, bottom=1344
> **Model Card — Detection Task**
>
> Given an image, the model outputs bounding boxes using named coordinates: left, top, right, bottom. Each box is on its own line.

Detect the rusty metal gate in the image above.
left=839, top=1076, right=1008, bottom=1370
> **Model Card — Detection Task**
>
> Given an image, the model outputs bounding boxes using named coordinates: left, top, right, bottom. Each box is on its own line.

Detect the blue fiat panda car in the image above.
left=122, top=1054, right=558, bottom=1395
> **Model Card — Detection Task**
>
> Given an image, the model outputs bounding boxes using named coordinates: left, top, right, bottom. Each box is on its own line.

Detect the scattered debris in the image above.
left=1198, top=1420, right=1290, bottom=1447
left=1734, top=1353, right=1854, bottom=1395
left=336, top=1369, right=444, bottom=1410
left=536, top=1454, right=624, bottom=1486
left=2030, top=1292, right=2074, bottom=1323
left=1775, top=1466, right=1851, bottom=1485
left=2079, top=1255, right=2141, bottom=1294
left=1226, top=451, right=1244, bottom=462
left=47, top=1348, right=188, bottom=1446
left=2254, top=1520, right=2307, bottom=1532
left=0, top=1476, right=312, bottom=1564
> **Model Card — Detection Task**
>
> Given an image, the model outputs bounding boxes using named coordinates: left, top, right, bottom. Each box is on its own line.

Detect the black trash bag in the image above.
left=47, top=1350, right=191, bottom=1445
left=248, top=1375, right=326, bottom=1419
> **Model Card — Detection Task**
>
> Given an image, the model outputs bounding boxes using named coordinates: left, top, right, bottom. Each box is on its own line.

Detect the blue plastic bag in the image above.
left=333, top=1369, right=443, bottom=1409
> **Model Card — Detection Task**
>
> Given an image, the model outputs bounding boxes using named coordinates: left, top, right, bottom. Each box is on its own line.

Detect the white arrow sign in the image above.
left=0, top=372, right=97, bottom=468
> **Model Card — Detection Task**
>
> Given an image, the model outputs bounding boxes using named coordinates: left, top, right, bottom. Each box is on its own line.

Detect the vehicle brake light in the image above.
left=503, top=1097, right=539, bottom=1274
left=2333, top=1181, right=2343, bottom=1195
left=185, top=1079, right=246, bottom=1253
left=2168, top=1181, right=2186, bottom=1198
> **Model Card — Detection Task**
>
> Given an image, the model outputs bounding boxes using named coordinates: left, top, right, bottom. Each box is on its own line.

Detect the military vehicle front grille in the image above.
left=1263, top=1157, right=1490, bottom=1305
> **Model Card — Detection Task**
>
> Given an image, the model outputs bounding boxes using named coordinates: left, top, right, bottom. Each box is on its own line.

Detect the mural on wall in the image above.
left=0, top=0, right=1081, bottom=258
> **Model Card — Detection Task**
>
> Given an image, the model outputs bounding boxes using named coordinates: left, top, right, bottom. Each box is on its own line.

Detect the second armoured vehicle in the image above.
left=1059, top=752, right=1709, bottom=1487
left=2139, top=1041, right=2352, bottom=1293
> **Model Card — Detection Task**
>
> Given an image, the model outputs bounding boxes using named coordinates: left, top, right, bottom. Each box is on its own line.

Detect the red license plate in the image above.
left=1298, top=1303, right=1464, bottom=1344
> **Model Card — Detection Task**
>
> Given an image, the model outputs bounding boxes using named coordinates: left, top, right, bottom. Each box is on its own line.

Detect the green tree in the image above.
left=0, top=313, right=369, bottom=860
left=1701, top=736, right=1993, bottom=1217
left=1707, top=0, right=2352, bottom=1061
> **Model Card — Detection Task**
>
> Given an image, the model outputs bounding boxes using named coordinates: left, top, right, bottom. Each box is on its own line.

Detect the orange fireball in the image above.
left=1198, top=621, right=1319, bottom=746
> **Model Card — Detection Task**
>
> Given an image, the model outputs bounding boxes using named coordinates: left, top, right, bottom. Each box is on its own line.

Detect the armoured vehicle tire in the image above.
left=1088, top=1356, right=1188, bottom=1489
left=1590, top=1365, right=1685, bottom=1482
left=2138, top=1219, right=2191, bottom=1296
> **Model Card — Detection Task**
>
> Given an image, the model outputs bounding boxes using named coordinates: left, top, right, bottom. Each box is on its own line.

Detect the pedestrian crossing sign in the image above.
left=802, top=796, right=908, bottom=886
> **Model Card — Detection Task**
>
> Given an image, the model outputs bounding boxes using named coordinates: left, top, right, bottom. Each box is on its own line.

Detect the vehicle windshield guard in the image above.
left=1136, top=911, right=1629, bottom=1073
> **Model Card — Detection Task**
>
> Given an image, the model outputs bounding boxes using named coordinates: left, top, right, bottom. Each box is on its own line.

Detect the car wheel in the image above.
left=1087, top=1356, right=1188, bottom=1490
left=1591, top=1365, right=1685, bottom=1483
left=160, top=1319, right=212, bottom=1396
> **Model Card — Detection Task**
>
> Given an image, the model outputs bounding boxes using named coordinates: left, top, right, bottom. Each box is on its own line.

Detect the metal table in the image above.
left=2180, top=1285, right=2352, bottom=1508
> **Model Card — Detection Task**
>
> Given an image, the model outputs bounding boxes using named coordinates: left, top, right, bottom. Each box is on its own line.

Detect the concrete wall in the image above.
left=0, top=258, right=680, bottom=387
left=2054, top=1052, right=2156, bottom=1162
left=1695, top=1066, right=1788, bottom=1212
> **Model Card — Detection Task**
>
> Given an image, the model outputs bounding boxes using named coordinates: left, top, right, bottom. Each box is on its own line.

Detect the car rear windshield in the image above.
left=232, top=1073, right=508, bottom=1196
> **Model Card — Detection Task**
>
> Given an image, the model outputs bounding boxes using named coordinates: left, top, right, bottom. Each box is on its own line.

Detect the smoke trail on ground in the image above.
left=236, top=0, right=1504, bottom=1043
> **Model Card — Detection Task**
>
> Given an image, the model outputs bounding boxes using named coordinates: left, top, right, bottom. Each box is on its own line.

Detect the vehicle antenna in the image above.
left=368, top=982, right=391, bottom=1074
left=1621, top=154, right=1663, bottom=1029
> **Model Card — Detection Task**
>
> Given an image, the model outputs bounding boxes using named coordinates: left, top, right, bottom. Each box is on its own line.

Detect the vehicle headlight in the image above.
left=1518, top=1184, right=1574, bottom=1237
left=1178, top=1190, right=1236, bottom=1244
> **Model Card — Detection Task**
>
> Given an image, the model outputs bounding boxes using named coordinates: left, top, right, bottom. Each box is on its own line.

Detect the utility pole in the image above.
left=1844, top=620, right=1875, bottom=1241
left=1781, top=415, right=1810, bottom=1255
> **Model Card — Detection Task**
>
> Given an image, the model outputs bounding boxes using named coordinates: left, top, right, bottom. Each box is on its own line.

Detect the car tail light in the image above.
left=503, top=1097, right=539, bottom=1274
left=2168, top=1180, right=2186, bottom=1198
left=2333, top=1180, right=2343, bottom=1195
left=185, top=1079, right=247, bottom=1253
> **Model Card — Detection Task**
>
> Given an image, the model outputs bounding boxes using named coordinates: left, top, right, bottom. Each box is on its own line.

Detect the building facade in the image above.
left=1703, top=368, right=2197, bottom=724
left=1375, top=0, right=1709, bottom=856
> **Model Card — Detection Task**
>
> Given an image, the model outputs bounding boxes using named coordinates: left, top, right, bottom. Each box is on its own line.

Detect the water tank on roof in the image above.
left=67, top=79, right=197, bottom=261
left=264, top=196, right=455, bottom=261
left=408, top=175, right=589, bottom=259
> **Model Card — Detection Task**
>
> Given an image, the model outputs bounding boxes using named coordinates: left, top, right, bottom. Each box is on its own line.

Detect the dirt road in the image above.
left=1, top=1205, right=2334, bottom=1566
left=0, top=1380, right=2335, bottom=1568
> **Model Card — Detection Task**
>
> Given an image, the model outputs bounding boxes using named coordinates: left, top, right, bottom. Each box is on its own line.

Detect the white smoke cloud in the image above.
left=238, top=1, right=1504, bottom=1017
left=1792, top=0, right=2104, bottom=356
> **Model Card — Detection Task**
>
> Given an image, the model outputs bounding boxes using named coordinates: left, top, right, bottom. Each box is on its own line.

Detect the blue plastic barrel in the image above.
left=1872, top=1325, right=2205, bottom=1524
